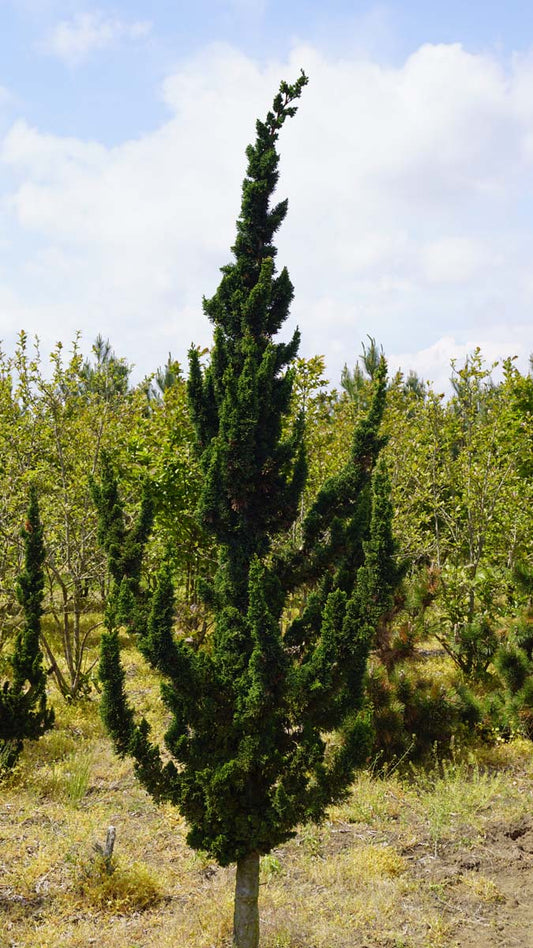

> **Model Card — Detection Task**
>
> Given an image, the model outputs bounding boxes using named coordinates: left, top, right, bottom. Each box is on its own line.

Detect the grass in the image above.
left=408, top=752, right=508, bottom=853
left=1, top=637, right=533, bottom=948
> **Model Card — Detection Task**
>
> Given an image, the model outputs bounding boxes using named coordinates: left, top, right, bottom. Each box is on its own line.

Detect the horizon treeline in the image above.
left=0, top=329, right=532, bottom=755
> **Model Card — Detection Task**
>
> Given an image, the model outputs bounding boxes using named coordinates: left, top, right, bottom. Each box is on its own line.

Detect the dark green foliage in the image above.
left=91, top=452, right=154, bottom=633
left=512, top=561, right=533, bottom=658
left=513, top=615, right=533, bottom=659
left=495, top=645, right=529, bottom=694
left=0, top=488, right=53, bottom=771
left=98, top=75, right=395, bottom=874
left=517, top=678, right=533, bottom=736
left=367, top=662, right=482, bottom=763
left=187, top=78, right=309, bottom=602
left=99, top=626, right=135, bottom=757
left=489, top=559, right=533, bottom=738
left=453, top=616, right=498, bottom=679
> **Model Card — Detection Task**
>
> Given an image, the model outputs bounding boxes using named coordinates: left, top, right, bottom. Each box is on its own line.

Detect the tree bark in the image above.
left=233, top=852, right=260, bottom=948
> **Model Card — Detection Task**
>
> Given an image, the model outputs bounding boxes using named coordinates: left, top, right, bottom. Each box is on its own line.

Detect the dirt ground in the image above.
left=1, top=690, right=533, bottom=948
left=405, top=816, right=533, bottom=948
left=2, top=805, right=533, bottom=947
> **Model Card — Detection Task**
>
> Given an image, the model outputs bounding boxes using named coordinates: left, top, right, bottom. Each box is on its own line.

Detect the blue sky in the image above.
left=3, top=1, right=533, bottom=142
left=1, top=1, right=532, bottom=386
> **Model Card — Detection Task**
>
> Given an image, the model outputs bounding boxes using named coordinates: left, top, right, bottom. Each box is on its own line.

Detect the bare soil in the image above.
left=424, top=817, right=533, bottom=948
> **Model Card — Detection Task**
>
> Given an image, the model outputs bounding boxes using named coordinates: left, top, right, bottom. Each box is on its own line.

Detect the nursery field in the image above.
left=1, top=636, right=533, bottom=948
left=1, top=78, right=533, bottom=948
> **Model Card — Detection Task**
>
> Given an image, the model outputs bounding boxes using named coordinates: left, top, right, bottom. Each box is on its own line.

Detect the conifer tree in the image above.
left=90, top=451, right=154, bottom=635
left=0, top=488, right=53, bottom=772
left=97, top=74, right=393, bottom=948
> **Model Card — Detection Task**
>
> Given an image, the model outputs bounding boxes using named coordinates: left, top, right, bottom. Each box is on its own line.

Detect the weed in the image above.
left=409, top=751, right=505, bottom=852
left=65, top=751, right=93, bottom=805
left=334, top=771, right=405, bottom=825
left=269, top=934, right=303, bottom=948
left=461, top=873, right=505, bottom=903
left=307, top=844, right=405, bottom=887
left=31, top=727, right=77, bottom=763
left=297, top=823, right=324, bottom=857
left=272, top=937, right=292, bottom=948
left=261, top=853, right=284, bottom=882
left=421, top=915, right=451, bottom=947
left=28, top=750, right=93, bottom=805
left=76, top=852, right=163, bottom=912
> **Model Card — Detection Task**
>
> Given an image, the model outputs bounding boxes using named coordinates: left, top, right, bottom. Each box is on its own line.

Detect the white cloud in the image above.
left=421, top=237, right=498, bottom=285
left=390, top=330, right=531, bottom=393
left=3, top=120, right=106, bottom=178
left=41, top=10, right=151, bottom=66
left=1, top=41, right=533, bottom=382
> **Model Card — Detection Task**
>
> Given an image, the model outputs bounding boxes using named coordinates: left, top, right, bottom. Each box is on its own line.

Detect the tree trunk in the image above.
left=233, top=852, right=260, bottom=948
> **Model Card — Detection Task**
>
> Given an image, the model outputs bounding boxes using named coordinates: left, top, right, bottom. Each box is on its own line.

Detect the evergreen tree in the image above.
left=149, top=352, right=183, bottom=402
left=97, top=74, right=393, bottom=948
left=79, top=334, right=131, bottom=401
left=0, top=488, right=53, bottom=772
left=90, top=452, right=154, bottom=634
left=341, top=335, right=383, bottom=410
left=493, top=560, right=533, bottom=737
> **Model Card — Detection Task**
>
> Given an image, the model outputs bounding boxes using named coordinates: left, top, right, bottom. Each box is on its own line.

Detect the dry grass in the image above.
left=1, top=638, right=533, bottom=948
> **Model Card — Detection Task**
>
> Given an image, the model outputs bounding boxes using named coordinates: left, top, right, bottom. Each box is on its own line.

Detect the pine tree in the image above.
left=0, top=488, right=53, bottom=772
left=79, top=334, right=131, bottom=400
left=341, top=336, right=386, bottom=411
left=97, top=74, right=393, bottom=948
